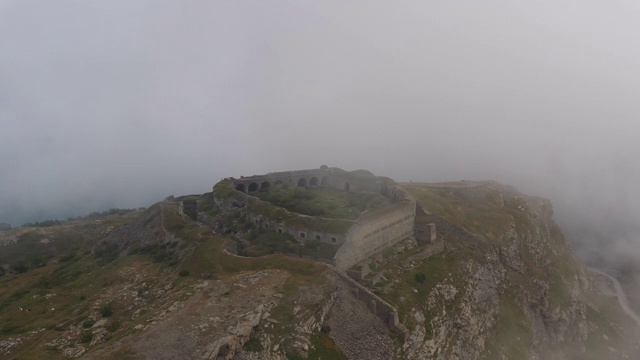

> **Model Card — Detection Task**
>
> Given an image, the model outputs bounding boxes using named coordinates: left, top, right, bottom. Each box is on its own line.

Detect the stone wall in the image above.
left=328, top=266, right=410, bottom=341
left=230, top=166, right=394, bottom=195
left=415, top=222, right=436, bottom=244
left=231, top=167, right=333, bottom=193
left=245, top=212, right=349, bottom=245
left=335, top=200, right=416, bottom=271
left=179, top=200, right=197, bottom=221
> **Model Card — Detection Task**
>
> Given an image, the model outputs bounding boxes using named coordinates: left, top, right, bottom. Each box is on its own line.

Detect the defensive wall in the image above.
left=212, top=184, right=353, bottom=248
left=335, top=201, right=415, bottom=270
left=328, top=266, right=410, bottom=341
left=213, top=166, right=426, bottom=271
left=231, top=166, right=403, bottom=197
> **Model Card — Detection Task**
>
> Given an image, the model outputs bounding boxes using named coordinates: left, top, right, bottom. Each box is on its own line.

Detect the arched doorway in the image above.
left=309, top=177, right=319, bottom=187
left=248, top=183, right=259, bottom=192
left=261, top=182, right=271, bottom=190
left=320, top=176, right=329, bottom=186
left=297, top=178, right=307, bottom=187
left=274, top=180, right=284, bottom=185
left=235, top=184, right=246, bottom=193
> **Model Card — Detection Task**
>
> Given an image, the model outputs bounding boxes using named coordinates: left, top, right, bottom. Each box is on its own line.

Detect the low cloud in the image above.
left=1, top=1, right=640, bottom=265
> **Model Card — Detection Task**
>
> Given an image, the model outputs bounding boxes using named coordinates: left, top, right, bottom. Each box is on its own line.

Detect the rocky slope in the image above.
left=1, top=182, right=639, bottom=359
left=391, top=182, right=639, bottom=359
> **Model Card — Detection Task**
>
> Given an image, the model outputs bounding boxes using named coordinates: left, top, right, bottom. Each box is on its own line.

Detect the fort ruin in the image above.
left=211, top=166, right=438, bottom=271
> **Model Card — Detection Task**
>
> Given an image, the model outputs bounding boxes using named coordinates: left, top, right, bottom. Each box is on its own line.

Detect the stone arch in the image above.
left=321, top=176, right=329, bottom=186
left=235, top=184, right=246, bottom=193
left=344, top=182, right=350, bottom=192
left=274, top=180, right=284, bottom=185
left=261, top=181, right=271, bottom=190
left=297, top=178, right=307, bottom=187
left=248, top=183, right=259, bottom=192
left=309, top=177, right=319, bottom=187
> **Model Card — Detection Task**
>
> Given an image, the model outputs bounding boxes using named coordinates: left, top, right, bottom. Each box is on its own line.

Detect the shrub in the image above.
left=99, top=303, right=113, bottom=317
left=415, top=272, right=426, bottom=284
left=83, top=319, right=96, bottom=328
left=12, top=262, right=28, bottom=274
left=94, top=242, right=119, bottom=264
left=80, top=330, right=93, bottom=343
left=243, top=337, right=263, bottom=352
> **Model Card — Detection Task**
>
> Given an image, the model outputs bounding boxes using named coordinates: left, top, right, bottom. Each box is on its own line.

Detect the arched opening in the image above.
left=235, top=184, right=246, bottom=193
left=309, top=177, right=319, bottom=187
left=261, top=181, right=271, bottom=190
left=274, top=180, right=284, bottom=185
left=344, top=182, right=350, bottom=192
left=320, top=176, right=329, bottom=186
left=297, top=178, right=307, bottom=187
left=248, top=183, right=259, bottom=192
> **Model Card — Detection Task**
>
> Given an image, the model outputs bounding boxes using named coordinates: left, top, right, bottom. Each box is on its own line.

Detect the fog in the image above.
left=2, top=1, right=640, bottom=261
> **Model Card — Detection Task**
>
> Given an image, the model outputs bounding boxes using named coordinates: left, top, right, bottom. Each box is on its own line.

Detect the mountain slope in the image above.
left=1, top=182, right=638, bottom=359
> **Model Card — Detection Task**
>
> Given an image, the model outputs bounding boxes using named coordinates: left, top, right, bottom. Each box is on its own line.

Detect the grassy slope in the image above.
left=0, top=203, right=332, bottom=359
left=213, top=180, right=354, bottom=234
left=3, top=181, right=637, bottom=358
left=253, top=184, right=390, bottom=220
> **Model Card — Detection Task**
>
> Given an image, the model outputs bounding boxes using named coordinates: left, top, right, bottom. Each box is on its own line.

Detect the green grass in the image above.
left=0, top=202, right=331, bottom=359
left=197, top=192, right=220, bottom=217
left=308, top=332, right=348, bottom=359
left=0, top=252, right=125, bottom=341
left=0, top=210, right=142, bottom=273
left=402, top=183, right=515, bottom=241
left=243, top=231, right=299, bottom=257
left=376, top=251, right=468, bottom=331
left=243, top=231, right=341, bottom=260
left=212, top=181, right=355, bottom=234
left=159, top=203, right=328, bottom=279
left=481, top=295, right=532, bottom=359
left=254, top=184, right=390, bottom=220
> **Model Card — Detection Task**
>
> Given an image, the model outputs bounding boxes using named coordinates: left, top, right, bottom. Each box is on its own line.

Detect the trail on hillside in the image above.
left=588, top=267, right=640, bottom=327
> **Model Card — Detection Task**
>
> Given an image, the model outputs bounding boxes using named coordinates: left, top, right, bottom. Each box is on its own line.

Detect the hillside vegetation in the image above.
left=253, top=184, right=390, bottom=220
left=1, top=180, right=639, bottom=359
left=0, top=203, right=334, bottom=359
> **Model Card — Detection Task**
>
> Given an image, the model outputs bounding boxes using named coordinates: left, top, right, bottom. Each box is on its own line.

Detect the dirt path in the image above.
left=588, top=267, right=640, bottom=327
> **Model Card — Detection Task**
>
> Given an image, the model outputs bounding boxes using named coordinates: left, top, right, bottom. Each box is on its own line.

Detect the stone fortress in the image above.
left=215, top=166, right=437, bottom=271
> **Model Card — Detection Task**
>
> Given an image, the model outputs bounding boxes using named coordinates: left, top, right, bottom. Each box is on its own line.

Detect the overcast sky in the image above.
left=2, top=1, right=640, bottom=258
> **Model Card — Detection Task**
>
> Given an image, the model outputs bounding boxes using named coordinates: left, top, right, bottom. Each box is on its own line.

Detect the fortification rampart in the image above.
left=328, top=266, right=410, bottom=341
left=231, top=166, right=400, bottom=199
left=245, top=212, right=350, bottom=245
left=212, top=188, right=353, bottom=244
left=232, top=168, right=333, bottom=192
left=213, top=166, right=421, bottom=271
left=335, top=200, right=416, bottom=270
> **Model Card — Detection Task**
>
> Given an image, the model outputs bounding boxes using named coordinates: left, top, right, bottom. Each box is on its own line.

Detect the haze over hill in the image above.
left=1, top=175, right=639, bottom=359
left=2, top=1, right=640, bottom=264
